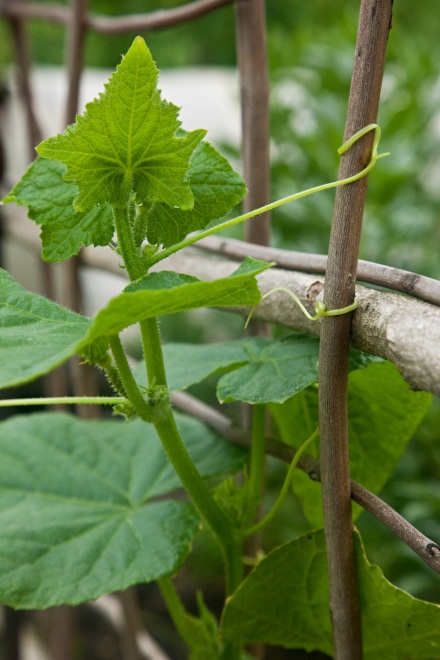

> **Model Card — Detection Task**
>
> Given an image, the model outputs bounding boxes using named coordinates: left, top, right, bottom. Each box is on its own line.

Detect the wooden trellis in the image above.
left=0, top=2, right=439, bottom=659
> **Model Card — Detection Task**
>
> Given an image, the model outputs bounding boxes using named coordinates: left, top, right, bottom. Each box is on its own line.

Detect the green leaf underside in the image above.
left=37, top=37, right=205, bottom=212
left=0, top=261, right=269, bottom=389
left=2, top=157, right=114, bottom=262
left=221, top=529, right=440, bottom=658
left=0, top=268, right=91, bottom=388
left=143, top=139, right=247, bottom=247
left=0, top=411, right=246, bottom=609
left=270, top=362, right=432, bottom=526
left=81, top=258, right=271, bottom=345
left=135, top=336, right=381, bottom=405
left=124, top=270, right=199, bottom=292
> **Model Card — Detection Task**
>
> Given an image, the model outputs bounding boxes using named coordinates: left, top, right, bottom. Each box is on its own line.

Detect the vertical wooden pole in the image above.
left=318, top=2, right=393, bottom=658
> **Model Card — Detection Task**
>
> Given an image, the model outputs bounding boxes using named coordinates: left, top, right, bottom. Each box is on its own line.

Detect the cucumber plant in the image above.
left=0, top=37, right=438, bottom=659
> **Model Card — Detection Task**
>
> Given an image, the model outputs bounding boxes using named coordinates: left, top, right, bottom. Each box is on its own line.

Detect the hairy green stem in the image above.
left=112, top=202, right=145, bottom=281
left=157, top=577, right=194, bottom=647
left=108, top=335, right=154, bottom=422
left=155, top=396, right=242, bottom=594
left=140, top=317, right=168, bottom=388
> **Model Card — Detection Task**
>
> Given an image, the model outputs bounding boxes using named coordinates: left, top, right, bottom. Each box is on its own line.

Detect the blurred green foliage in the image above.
left=0, top=0, right=439, bottom=606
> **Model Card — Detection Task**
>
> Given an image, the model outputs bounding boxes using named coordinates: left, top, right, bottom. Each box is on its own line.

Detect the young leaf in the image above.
left=142, top=139, right=247, bottom=247
left=0, top=411, right=246, bottom=609
left=221, top=529, right=440, bottom=658
left=80, top=258, right=271, bottom=344
left=37, top=37, right=205, bottom=212
left=0, top=268, right=91, bottom=388
left=270, top=362, right=432, bottom=527
left=2, top=157, right=114, bottom=262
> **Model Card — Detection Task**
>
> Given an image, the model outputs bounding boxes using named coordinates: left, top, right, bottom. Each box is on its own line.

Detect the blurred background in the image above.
left=0, top=1, right=439, bottom=658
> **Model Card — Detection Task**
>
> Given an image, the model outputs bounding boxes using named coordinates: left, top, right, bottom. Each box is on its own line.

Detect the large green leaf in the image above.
left=143, top=138, right=247, bottom=247
left=37, top=37, right=205, bottom=212
left=270, top=362, right=432, bottom=526
left=81, top=258, right=270, bottom=344
left=221, top=529, right=440, bottom=658
left=2, top=157, right=114, bottom=262
left=0, top=411, right=246, bottom=609
left=0, top=268, right=91, bottom=388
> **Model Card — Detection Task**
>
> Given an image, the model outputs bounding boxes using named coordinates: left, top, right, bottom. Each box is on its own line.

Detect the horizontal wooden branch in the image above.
left=198, top=235, right=440, bottom=307
left=142, top=248, right=439, bottom=397
left=0, top=0, right=234, bottom=33
left=3, top=214, right=440, bottom=396
left=171, top=391, right=440, bottom=575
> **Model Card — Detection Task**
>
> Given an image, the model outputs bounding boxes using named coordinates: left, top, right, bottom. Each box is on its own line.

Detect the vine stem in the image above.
left=146, top=126, right=387, bottom=270
left=318, top=2, right=393, bottom=659
left=0, top=397, right=124, bottom=407
left=243, top=428, right=319, bottom=539
left=157, top=578, right=193, bottom=648
left=109, top=326, right=243, bottom=599
left=111, top=202, right=243, bottom=602
left=242, top=404, right=266, bottom=529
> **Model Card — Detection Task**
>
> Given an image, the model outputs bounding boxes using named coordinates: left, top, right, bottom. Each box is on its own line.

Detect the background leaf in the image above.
left=221, top=529, right=440, bottom=659
left=143, top=139, right=247, bottom=247
left=136, top=334, right=319, bottom=404
left=0, top=411, right=246, bottom=609
left=37, top=37, right=205, bottom=211
left=2, top=157, right=114, bottom=262
left=270, top=362, right=432, bottom=526
left=0, top=269, right=90, bottom=388
left=135, top=338, right=267, bottom=393
left=136, top=337, right=381, bottom=404
left=217, top=334, right=319, bottom=404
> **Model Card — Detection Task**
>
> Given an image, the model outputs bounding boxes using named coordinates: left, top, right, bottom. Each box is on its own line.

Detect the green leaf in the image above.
left=135, top=338, right=266, bottom=392
left=37, top=37, right=205, bottom=212
left=270, top=362, right=432, bottom=527
left=124, top=270, right=199, bottom=292
left=136, top=334, right=320, bottom=404
left=2, top=157, right=114, bottom=262
left=221, top=529, right=440, bottom=658
left=347, top=362, right=431, bottom=493
left=143, top=139, right=247, bottom=247
left=137, top=337, right=381, bottom=405
left=217, top=334, right=320, bottom=404
left=0, top=268, right=91, bottom=388
left=0, top=411, right=246, bottom=609
left=81, top=258, right=271, bottom=344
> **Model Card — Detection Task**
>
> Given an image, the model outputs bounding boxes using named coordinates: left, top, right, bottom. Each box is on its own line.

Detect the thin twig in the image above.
left=196, top=235, right=440, bottom=307
left=171, top=391, right=440, bottom=574
left=0, top=0, right=234, bottom=33
left=318, top=2, right=393, bottom=657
